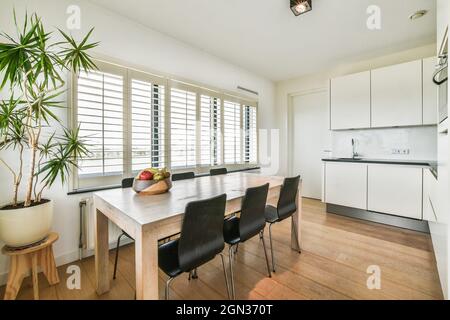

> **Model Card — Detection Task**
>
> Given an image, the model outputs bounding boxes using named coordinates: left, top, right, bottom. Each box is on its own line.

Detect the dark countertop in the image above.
left=322, top=158, right=438, bottom=178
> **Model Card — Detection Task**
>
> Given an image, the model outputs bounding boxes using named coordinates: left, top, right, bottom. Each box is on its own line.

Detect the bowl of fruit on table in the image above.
left=132, top=168, right=172, bottom=195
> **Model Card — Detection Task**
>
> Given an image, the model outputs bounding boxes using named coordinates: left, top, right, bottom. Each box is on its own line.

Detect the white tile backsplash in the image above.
left=331, top=126, right=437, bottom=160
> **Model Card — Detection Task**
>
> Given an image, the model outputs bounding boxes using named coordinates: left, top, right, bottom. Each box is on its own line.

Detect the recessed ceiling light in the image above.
left=409, top=10, right=428, bottom=20
left=290, top=0, right=312, bottom=16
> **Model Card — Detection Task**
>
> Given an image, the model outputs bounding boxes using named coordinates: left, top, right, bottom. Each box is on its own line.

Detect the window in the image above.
left=170, top=87, right=197, bottom=169
left=72, top=60, right=258, bottom=191
left=131, top=79, right=166, bottom=171
left=200, top=95, right=222, bottom=166
left=76, top=69, right=125, bottom=178
left=223, top=101, right=242, bottom=164
left=244, top=105, right=257, bottom=163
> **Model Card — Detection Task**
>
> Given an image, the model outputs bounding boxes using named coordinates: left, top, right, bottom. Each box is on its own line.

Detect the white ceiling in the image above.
left=89, top=0, right=436, bottom=81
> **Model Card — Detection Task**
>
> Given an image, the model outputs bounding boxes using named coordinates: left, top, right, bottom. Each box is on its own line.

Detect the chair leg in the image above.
left=228, top=245, right=236, bottom=300
left=188, top=268, right=198, bottom=280
left=165, top=277, right=175, bottom=300
left=219, top=253, right=232, bottom=300
left=113, top=232, right=125, bottom=280
left=291, top=216, right=302, bottom=254
left=268, top=223, right=276, bottom=273
left=260, top=231, right=272, bottom=278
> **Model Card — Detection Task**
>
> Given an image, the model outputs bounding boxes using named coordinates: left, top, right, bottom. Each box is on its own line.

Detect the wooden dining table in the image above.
left=93, top=172, right=302, bottom=300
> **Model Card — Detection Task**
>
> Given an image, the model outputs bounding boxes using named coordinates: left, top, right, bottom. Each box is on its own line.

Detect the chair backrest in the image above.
left=210, top=168, right=228, bottom=176
left=121, top=178, right=134, bottom=188
left=172, top=172, right=195, bottom=181
left=277, top=176, right=300, bottom=220
left=178, top=194, right=227, bottom=272
left=239, top=183, right=269, bottom=242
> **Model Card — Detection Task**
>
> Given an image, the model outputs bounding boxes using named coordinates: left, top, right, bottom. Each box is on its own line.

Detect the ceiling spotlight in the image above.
left=409, top=10, right=428, bottom=20
left=290, top=0, right=312, bottom=16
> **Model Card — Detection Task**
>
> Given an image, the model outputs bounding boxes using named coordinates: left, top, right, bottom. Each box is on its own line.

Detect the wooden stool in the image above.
left=2, top=232, right=60, bottom=300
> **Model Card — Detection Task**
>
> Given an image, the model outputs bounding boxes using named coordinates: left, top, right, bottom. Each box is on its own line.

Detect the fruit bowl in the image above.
left=132, top=168, right=172, bottom=195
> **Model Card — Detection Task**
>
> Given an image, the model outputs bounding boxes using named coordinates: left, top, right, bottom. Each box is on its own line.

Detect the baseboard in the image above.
left=326, top=203, right=430, bottom=233
left=0, top=238, right=134, bottom=287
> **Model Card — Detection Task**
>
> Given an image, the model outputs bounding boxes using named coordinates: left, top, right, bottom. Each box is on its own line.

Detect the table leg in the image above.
left=291, top=185, right=303, bottom=252
left=95, top=209, right=110, bottom=295
left=135, top=228, right=159, bottom=300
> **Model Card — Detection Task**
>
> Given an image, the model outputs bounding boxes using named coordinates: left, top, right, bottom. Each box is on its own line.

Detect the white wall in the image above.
left=332, top=126, right=437, bottom=161
left=276, top=44, right=437, bottom=175
left=0, top=0, right=275, bottom=283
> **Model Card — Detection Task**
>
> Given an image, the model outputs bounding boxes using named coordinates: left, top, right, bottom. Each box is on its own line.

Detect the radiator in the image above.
left=80, top=198, right=129, bottom=254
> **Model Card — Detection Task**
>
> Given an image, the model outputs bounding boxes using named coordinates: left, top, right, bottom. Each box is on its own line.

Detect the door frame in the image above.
left=287, top=87, right=329, bottom=196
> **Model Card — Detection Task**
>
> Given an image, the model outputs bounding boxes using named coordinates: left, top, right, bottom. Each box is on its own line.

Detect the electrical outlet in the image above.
left=391, top=148, right=410, bottom=155
left=401, top=149, right=410, bottom=155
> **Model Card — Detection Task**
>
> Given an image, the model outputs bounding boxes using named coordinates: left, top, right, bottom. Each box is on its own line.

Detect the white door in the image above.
left=291, top=91, right=331, bottom=199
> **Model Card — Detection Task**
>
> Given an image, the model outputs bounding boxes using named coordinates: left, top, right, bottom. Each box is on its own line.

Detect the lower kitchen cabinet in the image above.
left=368, top=165, right=423, bottom=220
left=423, top=169, right=438, bottom=222
left=324, top=162, right=367, bottom=210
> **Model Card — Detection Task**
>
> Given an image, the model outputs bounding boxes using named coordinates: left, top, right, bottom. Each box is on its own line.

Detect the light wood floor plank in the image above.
left=0, top=198, right=442, bottom=300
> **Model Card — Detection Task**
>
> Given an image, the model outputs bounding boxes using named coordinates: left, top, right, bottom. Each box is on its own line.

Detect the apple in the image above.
left=139, top=170, right=154, bottom=181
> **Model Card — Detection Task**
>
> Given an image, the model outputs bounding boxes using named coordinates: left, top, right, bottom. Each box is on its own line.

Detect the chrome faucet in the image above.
left=351, top=138, right=359, bottom=159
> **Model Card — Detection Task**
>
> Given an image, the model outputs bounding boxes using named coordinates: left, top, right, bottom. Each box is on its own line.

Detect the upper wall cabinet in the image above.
left=423, top=57, right=438, bottom=125
left=371, top=60, right=423, bottom=128
left=437, top=0, right=449, bottom=54
left=330, top=71, right=371, bottom=130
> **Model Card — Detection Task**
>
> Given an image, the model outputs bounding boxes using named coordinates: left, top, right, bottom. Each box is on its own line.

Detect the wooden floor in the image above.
left=0, top=199, right=443, bottom=300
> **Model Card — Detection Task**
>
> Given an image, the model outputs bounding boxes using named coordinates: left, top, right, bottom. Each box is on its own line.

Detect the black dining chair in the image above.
left=223, top=183, right=271, bottom=299
left=264, top=175, right=301, bottom=272
left=113, top=178, right=135, bottom=280
left=210, top=168, right=228, bottom=176
left=172, top=172, right=195, bottom=181
left=158, top=194, right=231, bottom=300
left=171, top=170, right=198, bottom=279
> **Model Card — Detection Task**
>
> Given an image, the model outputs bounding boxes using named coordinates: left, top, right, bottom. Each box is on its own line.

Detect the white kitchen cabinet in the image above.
left=330, top=71, right=371, bottom=130
left=423, top=169, right=438, bottom=222
left=423, top=57, right=438, bottom=125
left=437, top=119, right=449, bottom=224
left=368, top=165, right=423, bottom=220
left=371, top=60, right=423, bottom=128
left=437, top=0, right=449, bottom=55
left=325, top=162, right=367, bottom=210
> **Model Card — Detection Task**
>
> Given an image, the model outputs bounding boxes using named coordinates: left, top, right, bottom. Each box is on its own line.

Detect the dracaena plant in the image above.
left=0, top=11, right=98, bottom=207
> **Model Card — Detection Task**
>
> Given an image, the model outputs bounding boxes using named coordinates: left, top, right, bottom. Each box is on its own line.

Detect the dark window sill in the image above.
left=67, top=167, right=261, bottom=196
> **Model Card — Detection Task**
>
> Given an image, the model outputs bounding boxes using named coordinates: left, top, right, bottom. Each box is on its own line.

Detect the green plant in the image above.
left=0, top=11, right=98, bottom=207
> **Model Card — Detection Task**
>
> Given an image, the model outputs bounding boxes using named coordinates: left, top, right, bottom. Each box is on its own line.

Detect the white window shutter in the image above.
left=223, top=101, right=242, bottom=164
left=131, top=79, right=166, bottom=171
left=200, top=95, right=222, bottom=166
left=77, top=70, right=124, bottom=177
left=170, top=88, right=197, bottom=169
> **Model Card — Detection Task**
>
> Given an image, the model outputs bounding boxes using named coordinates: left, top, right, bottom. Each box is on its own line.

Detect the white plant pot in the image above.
left=0, top=200, right=53, bottom=248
